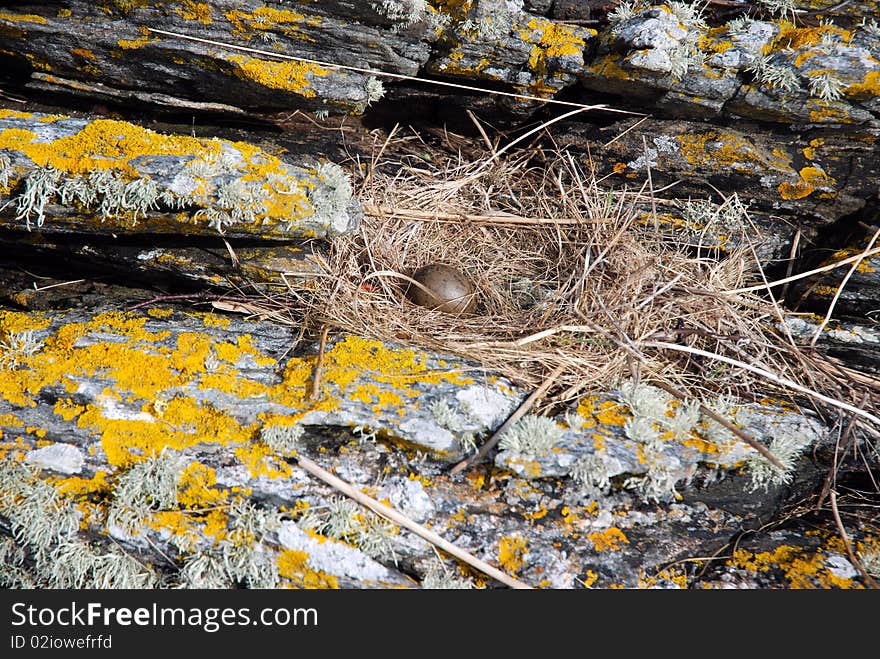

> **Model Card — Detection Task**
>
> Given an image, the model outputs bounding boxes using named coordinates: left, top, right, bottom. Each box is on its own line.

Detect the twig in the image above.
left=126, top=292, right=231, bottom=312
left=309, top=325, right=331, bottom=403
left=649, top=379, right=786, bottom=471
left=449, top=363, right=565, bottom=475
left=810, top=227, right=880, bottom=347
left=829, top=490, right=879, bottom=589
left=32, top=279, right=86, bottom=292
left=293, top=454, right=533, bottom=589
left=816, top=403, right=861, bottom=510
left=148, top=28, right=641, bottom=116
left=779, top=229, right=801, bottom=303
left=643, top=341, right=880, bottom=429
left=724, top=245, right=880, bottom=295
left=363, top=203, right=605, bottom=226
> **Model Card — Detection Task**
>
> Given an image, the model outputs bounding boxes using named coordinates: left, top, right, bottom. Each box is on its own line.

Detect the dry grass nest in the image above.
left=255, top=124, right=878, bottom=425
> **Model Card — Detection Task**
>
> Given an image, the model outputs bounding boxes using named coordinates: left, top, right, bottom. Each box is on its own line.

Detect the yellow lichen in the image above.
left=177, top=462, right=227, bottom=508
left=519, top=16, right=585, bottom=76
left=730, top=540, right=862, bottom=589
left=589, top=527, right=629, bottom=552
left=0, top=11, right=48, bottom=24
left=227, top=55, right=330, bottom=97
left=176, top=0, right=213, bottom=24
left=277, top=549, right=339, bottom=589
left=845, top=70, right=880, bottom=99
left=676, top=130, right=792, bottom=173
left=777, top=165, right=836, bottom=200
left=498, top=534, right=528, bottom=574
left=55, top=470, right=110, bottom=497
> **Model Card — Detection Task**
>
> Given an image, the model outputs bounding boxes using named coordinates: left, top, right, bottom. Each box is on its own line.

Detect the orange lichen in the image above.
left=176, top=0, right=213, bottom=24
left=227, top=54, right=331, bottom=97
left=498, top=534, right=528, bottom=574
left=777, top=165, right=836, bottom=200
left=277, top=549, right=339, bottom=589
left=589, top=527, right=629, bottom=552
left=177, top=462, right=227, bottom=508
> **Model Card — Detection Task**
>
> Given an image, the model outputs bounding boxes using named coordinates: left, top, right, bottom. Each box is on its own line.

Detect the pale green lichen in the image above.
left=421, top=561, right=477, bottom=589
left=667, top=1, right=707, bottom=30
left=365, top=76, right=386, bottom=106
left=15, top=166, right=164, bottom=230
left=0, top=330, right=43, bottom=369
left=107, top=449, right=185, bottom=535
left=808, top=72, right=845, bottom=102
left=498, top=415, right=565, bottom=456
left=298, top=495, right=396, bottom=563
left=608, top=1, right=646, bottom=29
left=756, top=0, right=798, bottom=23
left=618, top=381, right=671, bottom=424
left=859, top=18, right=880, bottom=37
left=746, top=54, right=802, bottom=93
left=571, top=453, right=613, bottom=497
left=0, top=461, right=157, bottom=588
left=680, top=193, right=750, bottom=228
left=0, top=151, right=11, bottom=190
left=179, top=551, right=231, bottom=588
left=742, top=429, right=813, bottom=491
left=260, top=422, right=305, bottom=455
left=301, top=162, right=353, bottom=232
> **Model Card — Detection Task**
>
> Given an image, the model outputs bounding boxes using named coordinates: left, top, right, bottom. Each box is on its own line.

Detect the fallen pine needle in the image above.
left=293, top=454, right=533, bottom=589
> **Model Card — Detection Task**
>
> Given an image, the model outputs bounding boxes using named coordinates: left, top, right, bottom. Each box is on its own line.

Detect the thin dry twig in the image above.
left=725, top=245, right=880, bottom=295
left=293, top=454, right=533, bottom=589
left=450, top=363, right=566, bottom=475
left=147, top=28, right=641, bottom=117
left=829, top=490, right=879, bottom=589
left=643, top=341, right=880, bottom=429
left=810, top=227, right=880, bottom=347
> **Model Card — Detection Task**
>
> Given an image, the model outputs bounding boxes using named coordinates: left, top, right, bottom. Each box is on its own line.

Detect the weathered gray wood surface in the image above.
left=0, top=306, right=869, bottom=589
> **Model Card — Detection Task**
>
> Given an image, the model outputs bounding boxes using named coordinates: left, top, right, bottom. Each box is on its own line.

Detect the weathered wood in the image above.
left=0, top=306, right=869, bottom=589
left=0, top=110, right=360, bottom=239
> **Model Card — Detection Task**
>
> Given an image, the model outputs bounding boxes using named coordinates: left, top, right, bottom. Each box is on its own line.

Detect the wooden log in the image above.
left=0, top=110, right=360, bottom=239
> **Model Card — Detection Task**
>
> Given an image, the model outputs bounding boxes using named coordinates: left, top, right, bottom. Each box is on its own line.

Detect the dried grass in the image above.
left=263, top=125, right=850, bottom=417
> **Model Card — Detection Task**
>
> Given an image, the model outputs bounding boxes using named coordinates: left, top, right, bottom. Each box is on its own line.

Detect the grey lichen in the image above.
left=742, top=429, right=813, bottom=491
left=498, top=414, right=565, bottom=456
left=298, top=495, right=397, bottom=563
left=421, top=561, right=477, bottom=589
left=301, top=162, right=353, bottom=233
left=0, top=330, right=43, bottom=369
left=260, top=422, right=305, bottom=456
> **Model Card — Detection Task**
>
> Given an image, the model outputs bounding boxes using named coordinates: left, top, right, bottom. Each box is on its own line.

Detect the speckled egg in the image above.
left=405, top=263, right=477, bottom=314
